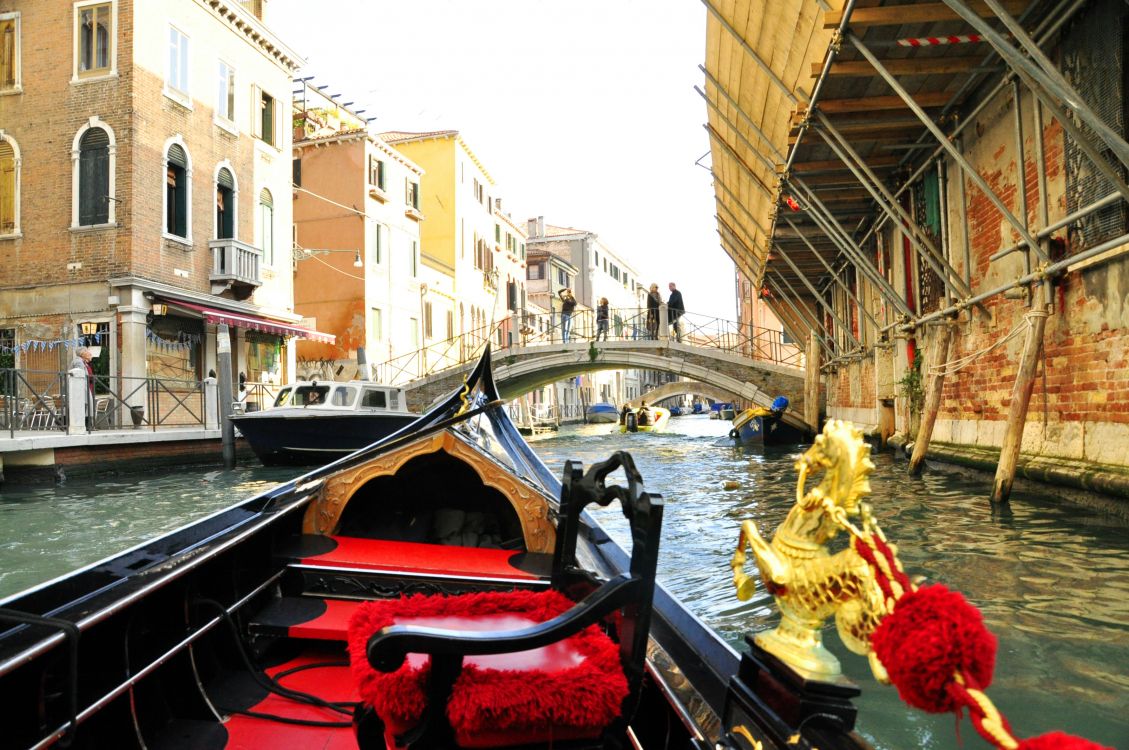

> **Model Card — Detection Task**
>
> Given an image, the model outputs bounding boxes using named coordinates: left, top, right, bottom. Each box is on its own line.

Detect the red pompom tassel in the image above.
left=1018, top=732, right=1116, bottom=750
left=871, top=584, right=996, bottom=713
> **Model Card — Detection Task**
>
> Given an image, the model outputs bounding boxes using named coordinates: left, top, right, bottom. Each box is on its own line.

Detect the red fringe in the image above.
left=348, top=589, right=627, bottom=745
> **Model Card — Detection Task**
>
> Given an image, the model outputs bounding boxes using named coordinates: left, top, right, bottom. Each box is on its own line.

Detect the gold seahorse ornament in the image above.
left=731, top=420, right=894, bottom=682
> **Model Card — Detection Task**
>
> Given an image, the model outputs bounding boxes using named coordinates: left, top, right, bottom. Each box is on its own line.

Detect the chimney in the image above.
left=536, top=216, right=545, bottom=237
left=527, top=217, right=539, bottom=238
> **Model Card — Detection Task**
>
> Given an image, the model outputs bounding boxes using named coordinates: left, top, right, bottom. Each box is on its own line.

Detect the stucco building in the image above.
left=0, top=0, right=320, bottom=413
left=290, top=81, right=424, bottom=379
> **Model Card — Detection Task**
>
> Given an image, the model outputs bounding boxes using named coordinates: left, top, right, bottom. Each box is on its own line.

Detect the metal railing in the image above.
left=210, top=238, right=263, bottom=288
left=366, top=306, right=803, bottom=387
left=0, top=369, right=212, bottom=437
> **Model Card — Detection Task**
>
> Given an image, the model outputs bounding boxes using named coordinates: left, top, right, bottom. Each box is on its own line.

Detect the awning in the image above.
left=163, top=300, right=336, bottom=344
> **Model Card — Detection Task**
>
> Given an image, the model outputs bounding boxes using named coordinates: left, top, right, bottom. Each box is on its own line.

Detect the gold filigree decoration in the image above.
left=730, top=420, right=891, bottom=680
left=303, top=431, right=556, bottom=553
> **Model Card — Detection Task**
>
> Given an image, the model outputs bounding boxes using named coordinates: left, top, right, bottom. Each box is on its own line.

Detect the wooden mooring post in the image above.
left=991, top=305, right=1050, bottom=503
left=909, top=321, right=955, bottom=476
left=804, top=331, right=820, bottom=434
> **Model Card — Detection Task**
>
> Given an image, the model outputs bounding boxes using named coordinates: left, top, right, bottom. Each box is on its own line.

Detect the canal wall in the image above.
left=0, top=430, right=254, bottom=483
left=824, top=78, right=1129, bottom=505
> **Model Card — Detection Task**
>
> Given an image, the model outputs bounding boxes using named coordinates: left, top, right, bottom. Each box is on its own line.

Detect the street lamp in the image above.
left=292, top=245, right=364, bottom=269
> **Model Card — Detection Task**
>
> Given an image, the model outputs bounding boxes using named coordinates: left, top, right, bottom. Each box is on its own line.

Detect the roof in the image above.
left=295, top=129, right=424, bottom=175
left=380, top=130, right=494, bottom=184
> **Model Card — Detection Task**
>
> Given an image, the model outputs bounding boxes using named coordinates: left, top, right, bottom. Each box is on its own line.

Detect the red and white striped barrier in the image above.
left=897, top=34, right=985, bottom=47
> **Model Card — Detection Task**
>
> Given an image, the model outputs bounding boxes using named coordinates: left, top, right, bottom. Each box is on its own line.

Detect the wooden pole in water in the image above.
left=909, top=321, right=955, bottom=475
left=991, top=304, right=1050, bottom=503
left=804, top=331, right=820, bottom=433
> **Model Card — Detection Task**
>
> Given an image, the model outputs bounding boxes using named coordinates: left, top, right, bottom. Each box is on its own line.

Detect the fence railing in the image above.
left=0, top=368, right=254, bottom=437
left=366, top=306, right=803, bottom=387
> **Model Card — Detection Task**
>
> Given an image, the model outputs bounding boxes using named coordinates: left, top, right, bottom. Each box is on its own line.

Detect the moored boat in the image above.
left=729, top=397, right=807, bottom=446
left=232, top=379, right=418, bottom=465
left=585, top=402, right=619, bottom=423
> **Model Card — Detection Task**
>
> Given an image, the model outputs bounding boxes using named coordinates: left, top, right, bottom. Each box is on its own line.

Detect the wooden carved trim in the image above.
left=301, top=431, right=556, bottom=553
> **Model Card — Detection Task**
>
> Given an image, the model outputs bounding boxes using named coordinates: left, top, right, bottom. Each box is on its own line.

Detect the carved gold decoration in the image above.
left=302, top=431, right=556, bottom=553
left=730, top=420, right=891, bottom=681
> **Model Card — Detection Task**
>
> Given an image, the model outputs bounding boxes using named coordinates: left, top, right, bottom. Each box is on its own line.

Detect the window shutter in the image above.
left=217, top=167, right=234, bottom=189
left=167, top=143, right=187, bottom=167
left=79, top=128, right=110, bottom=225
left=250, top=84, right=262, bottom=138
left=0, top=141, right=14, bottom=231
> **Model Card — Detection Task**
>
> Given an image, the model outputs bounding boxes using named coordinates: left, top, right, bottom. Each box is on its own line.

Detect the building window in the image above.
left=371, top=308, right=383, bottom=341
left=405, top=179, right=419, bottom=209
left=370, top=224, right=383, bottom=265
left=368, top=156, right=385, bottom=190
left=76, top=2, right=112, bottom=79
left=259, top=188, right=274, bottom=265
left=217, top=60, right=235, bottom=122
left=167, top=25, right=188, bottom=97
left=79, top=127, right=110, bottom=226
left=556, top=268, right=567, bottom=287
left=495, top=224, right=501, bottom=243
left=216, top=167, right=235, bottom=239
left=410, top=240, right=418, bottom=277
left=292, top=158, right=301, bottom=187
left=0, top=135, right=18, bottom=235
left=424, top=301, right=433, bottom=339
left=409, top=317, right=419, bottom=349
left=165, top=143, right=189, bottom=237
left=1, top=13, right=20, bottom=92
left=445, top=310, right=453, bottom=340
left=252, top=85, right=276, bottom=146
left=527, top=263, right=541, bottom=280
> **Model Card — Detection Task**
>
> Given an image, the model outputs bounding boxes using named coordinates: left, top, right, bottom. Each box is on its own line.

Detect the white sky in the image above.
left=268, top=0, right=736, bottom=320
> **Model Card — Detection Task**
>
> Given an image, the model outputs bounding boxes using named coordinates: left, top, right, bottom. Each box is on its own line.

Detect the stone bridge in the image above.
left=402, top=339, right=808, bottom=430
left=630, top=381, right=746, bottom=408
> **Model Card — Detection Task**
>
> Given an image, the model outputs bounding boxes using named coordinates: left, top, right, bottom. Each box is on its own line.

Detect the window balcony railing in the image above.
left=209, top=238, right=262, bottom=295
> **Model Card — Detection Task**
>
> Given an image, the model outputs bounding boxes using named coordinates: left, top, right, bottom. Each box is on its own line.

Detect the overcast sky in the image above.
left=268, top=0, right=736, bottom=319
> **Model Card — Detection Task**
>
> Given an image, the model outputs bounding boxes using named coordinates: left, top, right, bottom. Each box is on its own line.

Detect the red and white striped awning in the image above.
left=163, top=300, right=335, bottom=344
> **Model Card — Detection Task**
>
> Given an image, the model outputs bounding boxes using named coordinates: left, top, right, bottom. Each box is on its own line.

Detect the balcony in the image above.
left=209, top=239, right=262, bottom=298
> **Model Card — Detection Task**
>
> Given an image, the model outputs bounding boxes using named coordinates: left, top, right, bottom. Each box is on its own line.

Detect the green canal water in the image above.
left=0, top=415, right=1126, bottom=749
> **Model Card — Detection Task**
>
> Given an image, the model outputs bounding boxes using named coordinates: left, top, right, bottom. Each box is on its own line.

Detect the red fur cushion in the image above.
left=348, top=588, right=628, bottom=748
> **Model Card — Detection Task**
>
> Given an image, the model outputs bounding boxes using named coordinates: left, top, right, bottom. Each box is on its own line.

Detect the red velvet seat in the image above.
left=349, top=452, right=663, bottom=750
left=347, top=588, right=628, bottom=748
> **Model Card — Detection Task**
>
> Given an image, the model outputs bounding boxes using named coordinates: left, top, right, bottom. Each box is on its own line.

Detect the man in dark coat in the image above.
left=667, top=283, right=685, bottom=342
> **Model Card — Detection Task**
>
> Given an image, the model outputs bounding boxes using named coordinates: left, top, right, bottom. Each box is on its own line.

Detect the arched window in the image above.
left=258, top=188, right=273, bottom=265
left=166, top=143, right=189, bottom=238
left=216, top=166, right=234, bottom=239
left=0, top=134, right=18, bottom=235
left=78, top=127, right=110, bottom=226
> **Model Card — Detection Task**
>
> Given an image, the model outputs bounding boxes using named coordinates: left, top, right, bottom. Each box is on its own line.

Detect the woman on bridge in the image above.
left=646, top=284, right=661, bottom=339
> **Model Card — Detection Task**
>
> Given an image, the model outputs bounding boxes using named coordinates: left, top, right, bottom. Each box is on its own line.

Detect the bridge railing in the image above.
left=365, top=307, right=802, bottom=386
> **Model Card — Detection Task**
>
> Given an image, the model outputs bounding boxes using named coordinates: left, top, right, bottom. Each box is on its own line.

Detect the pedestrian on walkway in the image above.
left=69, top=347, right=96, bottom=429
left=646, top=284, right=661, bottom=339
left=596, top=297, right=610, bottom=341
left=559, top=288, right=577, bottom=343
left=667, top=283, right=685, bottom=342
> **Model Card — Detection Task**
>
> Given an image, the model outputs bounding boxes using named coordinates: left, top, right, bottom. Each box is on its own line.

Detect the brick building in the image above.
left=0, top=0, right=323, bottom=413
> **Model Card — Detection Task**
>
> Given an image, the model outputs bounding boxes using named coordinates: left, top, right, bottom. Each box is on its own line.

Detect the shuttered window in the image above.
left=79, top=128, right=110, bottom=226
left=166, top=143, right=188, bottom=237
left=1, top=14, right=19, bottom=91
left=216, top=167, right=234, bottom=239
left=259, top=188, right=273, bottom=265
left=0, top=139, right=15, bottom=234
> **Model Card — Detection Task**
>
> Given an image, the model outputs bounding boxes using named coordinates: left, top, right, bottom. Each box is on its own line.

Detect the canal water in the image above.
left=0, top=415, right=1126, bottom=749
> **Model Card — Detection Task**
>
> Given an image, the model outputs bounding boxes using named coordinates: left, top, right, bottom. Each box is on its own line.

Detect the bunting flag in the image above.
left=146, top=329, right=200, bottom=352
left=0, top=338, right=86, bottom=355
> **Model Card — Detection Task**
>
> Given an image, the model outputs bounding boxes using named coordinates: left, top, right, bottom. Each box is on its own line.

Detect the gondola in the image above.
left=617, top=406, right=670, bottom=433
left=0, top=347, right=1097, bottom=750
left=728, top=398, right=806, bottom=447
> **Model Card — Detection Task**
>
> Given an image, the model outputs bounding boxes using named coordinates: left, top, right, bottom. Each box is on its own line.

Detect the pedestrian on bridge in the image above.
left=646, top=284, right=661, bottom=339
left=596, top=297, right=609, bottom=341
left=667, top=283, right=684, bottom=342
left=559, top=288, right=577, bottom=343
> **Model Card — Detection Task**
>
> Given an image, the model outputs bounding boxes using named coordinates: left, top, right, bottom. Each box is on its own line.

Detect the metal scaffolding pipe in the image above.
left=701, top=0, right=800, bottom=105
left=769, top=270, right=840, bottom=355
left=774, top=242, right=864, bottom=349
left=696, top=72, right=785, bottom=162
left=765, top=274, right=835, bottom=356
left=783, top=216, right=882, bottom=330
left=950, top=0, right=1129, bottom=170
left=1012, top=78, right=1034, bottom=289
left=814, top=115, right=970, bottom=297
left=988, top=192, right=1121, bottom=261
left=783, top=0, right=859, bottom=172
left=849, top=32, right=1048, bottom=264
left=889, top=231, right=1129, bottom=333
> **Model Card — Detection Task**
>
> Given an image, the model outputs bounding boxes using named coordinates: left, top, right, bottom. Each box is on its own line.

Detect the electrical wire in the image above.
left=296, top=245, right=366, bottom=281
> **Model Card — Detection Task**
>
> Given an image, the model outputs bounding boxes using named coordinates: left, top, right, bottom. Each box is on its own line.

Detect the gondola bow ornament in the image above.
left=730, top=420, right=1112, bottom=750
